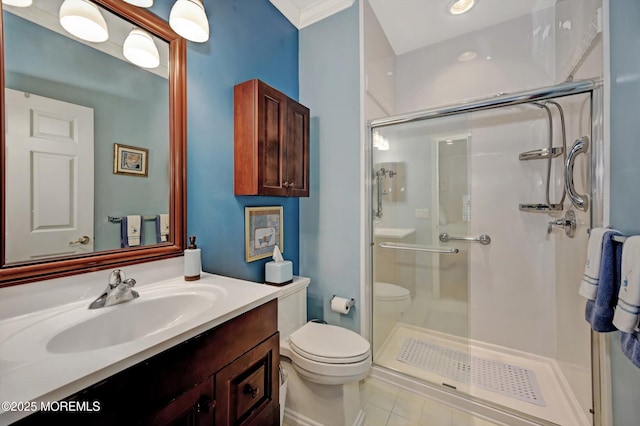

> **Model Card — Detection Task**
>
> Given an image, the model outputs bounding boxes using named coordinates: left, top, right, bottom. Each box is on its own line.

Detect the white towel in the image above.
left=158, top=214, right=169, bottom=242
left=613, top=236, right=640, bottom=332
left=579, top=228, right=611, bottom=300
left=127, top=215, right=141, bottom=247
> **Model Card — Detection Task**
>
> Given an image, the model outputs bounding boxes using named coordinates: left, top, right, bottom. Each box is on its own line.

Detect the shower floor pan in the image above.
left=375, top=323, right=590, bottom=426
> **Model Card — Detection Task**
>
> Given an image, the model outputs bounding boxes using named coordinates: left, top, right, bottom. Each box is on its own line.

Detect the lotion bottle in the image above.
left=184, top=235, right=201, bottom=281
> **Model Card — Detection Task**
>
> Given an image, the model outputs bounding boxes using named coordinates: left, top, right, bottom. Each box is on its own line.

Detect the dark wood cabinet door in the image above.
left=146, top=377, right=215, bottom=426
left=257, top=83, right=288, bottom=196
left=214, top=333, right=280, bottom=426
left=285, top=99, right=310, bottom=197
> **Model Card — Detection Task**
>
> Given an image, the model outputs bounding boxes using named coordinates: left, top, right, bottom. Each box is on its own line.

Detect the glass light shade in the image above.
left=59, top=0, right=109, bottom=43
left=123, top=28, right=160, bottom=69
left=123, top=0, right=153, bottom=7
left=169, top=0, right=209, bottom=43
left=2, top=0, right=33, bottom=7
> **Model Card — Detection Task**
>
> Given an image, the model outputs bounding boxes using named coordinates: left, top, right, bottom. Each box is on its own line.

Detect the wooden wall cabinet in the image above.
left=16, top=300, right=280, bottom=426
left=234, top=79, right=310, bottom=197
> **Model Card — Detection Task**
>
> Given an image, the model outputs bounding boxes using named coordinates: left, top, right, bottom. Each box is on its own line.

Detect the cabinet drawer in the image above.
left=215, top=333, right=279, bottom=426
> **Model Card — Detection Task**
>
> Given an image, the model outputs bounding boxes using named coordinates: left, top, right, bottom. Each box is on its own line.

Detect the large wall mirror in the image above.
left=0, top=0, right=186, bottom=286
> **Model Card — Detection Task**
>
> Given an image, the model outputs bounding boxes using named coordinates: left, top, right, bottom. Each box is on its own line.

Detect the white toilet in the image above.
left=373, top=282, right=411, bottom=355
left=277, top=277, right=371, bottom=426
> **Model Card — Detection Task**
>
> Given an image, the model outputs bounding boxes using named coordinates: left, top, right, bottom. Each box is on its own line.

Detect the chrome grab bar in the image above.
left=565, top=136, right=589, bottom=212
left=439, top=233, right=492, bottom=245
left=378, top=242, right=459, bottom=254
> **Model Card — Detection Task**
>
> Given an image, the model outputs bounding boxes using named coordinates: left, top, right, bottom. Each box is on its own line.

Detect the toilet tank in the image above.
left=276, top=277, right=310, bottom=342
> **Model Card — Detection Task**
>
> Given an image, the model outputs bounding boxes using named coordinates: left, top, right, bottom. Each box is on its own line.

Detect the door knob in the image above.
left=69, top=236, right=91, bottom=245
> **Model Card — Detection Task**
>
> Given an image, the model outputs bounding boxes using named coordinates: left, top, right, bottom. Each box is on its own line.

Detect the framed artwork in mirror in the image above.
left=245, top=206, right=283, bottom=262
left=114, top=143, right=149, bottom=177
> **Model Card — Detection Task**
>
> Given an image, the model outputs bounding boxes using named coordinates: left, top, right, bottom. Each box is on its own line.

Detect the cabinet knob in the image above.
left=243, top=384, right=260, bottom=399
left=289, top=182, right=296, bottom=188
left=283, top=181, right=290, bottom=188
left=197, top=395, right=212, bottom=413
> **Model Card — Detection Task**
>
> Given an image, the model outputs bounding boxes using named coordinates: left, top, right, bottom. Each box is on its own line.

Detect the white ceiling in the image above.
left=271, top=0, right=556, bottom=55
left=269, top=0, right=356, bottom=29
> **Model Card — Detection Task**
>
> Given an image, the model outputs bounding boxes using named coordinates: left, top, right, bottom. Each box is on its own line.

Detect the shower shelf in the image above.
left=518, top=147, right=564, bottom=161
left=519, top=203, right=563, bottom=212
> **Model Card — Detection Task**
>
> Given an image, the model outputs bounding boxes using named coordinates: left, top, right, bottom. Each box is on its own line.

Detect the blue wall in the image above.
left=609, top=1, right=640, bottom=424
left=3, top=12, right=168, bottom=251
left=299, top=2, right=361, bottom=331
left=149, top=0, right=299, bottom=282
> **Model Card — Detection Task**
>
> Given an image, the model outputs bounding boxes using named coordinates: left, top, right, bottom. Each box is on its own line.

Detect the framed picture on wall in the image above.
left=245, top=206, right=283, bottom=262
left=113, top=143, right=149, bottom=177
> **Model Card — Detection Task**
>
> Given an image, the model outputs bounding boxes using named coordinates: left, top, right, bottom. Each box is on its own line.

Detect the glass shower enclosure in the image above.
left=368, top=81, right=603, bottom=426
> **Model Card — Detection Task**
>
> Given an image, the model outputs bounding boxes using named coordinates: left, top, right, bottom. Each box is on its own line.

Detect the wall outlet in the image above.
left=415, top=208, right=429, bottom=219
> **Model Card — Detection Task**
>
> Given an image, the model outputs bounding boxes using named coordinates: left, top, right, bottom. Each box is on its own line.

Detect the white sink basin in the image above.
left=0, top=282, right=224, bottom=361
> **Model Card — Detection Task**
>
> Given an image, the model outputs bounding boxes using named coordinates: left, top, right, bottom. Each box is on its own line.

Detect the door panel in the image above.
left=5, top=89, right=94, bottom=263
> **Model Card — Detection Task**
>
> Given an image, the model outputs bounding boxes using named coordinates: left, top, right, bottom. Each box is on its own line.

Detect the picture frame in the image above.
left=245, top=206, right=283, bottom=262
left=113, top=143, right=149, bottom=177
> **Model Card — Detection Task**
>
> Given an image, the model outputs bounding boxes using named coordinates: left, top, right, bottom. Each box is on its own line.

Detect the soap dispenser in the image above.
left=184, top=235, right=201, bottom=281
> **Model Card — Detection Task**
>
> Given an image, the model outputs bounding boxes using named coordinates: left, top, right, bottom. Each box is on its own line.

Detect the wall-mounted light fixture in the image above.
left=447, top=0, right=477, bottom=15
left=169, top=0, right=209, bottom=43
left=123, top=0, right=153, bottom=6
left=59, top=0, right=109, bottom=43
left=1, top=0, right=33, bottom=7
left=123, top=27, right=160, bottom=69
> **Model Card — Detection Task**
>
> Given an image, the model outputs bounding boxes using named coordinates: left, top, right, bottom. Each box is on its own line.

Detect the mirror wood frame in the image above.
left=0, top=0, right=187, bottom=287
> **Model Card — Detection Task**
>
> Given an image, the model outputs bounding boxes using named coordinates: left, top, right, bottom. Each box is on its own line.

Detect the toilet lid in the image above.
left=374, top=282, right=410, bottom=301
left=289, top=322, right=370, bottom=364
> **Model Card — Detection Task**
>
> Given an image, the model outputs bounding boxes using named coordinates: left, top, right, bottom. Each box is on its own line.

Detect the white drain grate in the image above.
left=397, top=338, right=545, bottom=406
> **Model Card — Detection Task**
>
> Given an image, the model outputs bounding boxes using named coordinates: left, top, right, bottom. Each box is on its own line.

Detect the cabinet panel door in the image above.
left=258, top=84, right=287, bottom=196
left=146, top=377, right=215, bottom=426
left=215, top=333, right=279, bottom=426
left=285, top=100, right=310, bottom=197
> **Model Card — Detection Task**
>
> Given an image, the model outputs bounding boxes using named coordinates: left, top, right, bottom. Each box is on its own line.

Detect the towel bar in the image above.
left=378, top=242, right=459, bottom=254
left=613, top=235, right=628, bottom=243
left=108, top=215, right=158, bottom=223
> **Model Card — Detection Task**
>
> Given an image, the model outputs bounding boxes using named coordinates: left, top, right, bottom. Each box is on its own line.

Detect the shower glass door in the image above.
left=370, top=93, right=593, bottom=425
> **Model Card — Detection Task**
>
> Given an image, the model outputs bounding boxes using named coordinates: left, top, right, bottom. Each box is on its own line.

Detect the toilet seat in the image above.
left=286, top=322, right=371, bottom=385
left=374, top=282, right=410, bottom=302
left=289, top=322, right=370, bottom=363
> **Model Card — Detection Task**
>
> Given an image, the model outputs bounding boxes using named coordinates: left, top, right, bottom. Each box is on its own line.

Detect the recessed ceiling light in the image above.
left=448, top=0, right=477, bottom=15
left=457, top=51, right=477, bottom=62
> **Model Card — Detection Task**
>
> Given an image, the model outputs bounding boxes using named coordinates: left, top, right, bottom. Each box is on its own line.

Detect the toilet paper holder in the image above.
left=331, top=295, right=355, bottom=309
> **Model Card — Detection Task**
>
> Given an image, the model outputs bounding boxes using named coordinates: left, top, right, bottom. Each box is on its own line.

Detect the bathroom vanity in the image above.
left=0, top=265, right=282, bottom=426
left=14, top=300, right=279, bottom=426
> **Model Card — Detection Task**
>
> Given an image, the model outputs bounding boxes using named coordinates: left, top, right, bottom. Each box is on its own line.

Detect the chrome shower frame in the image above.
left=364, top=78, right=606, bottom=426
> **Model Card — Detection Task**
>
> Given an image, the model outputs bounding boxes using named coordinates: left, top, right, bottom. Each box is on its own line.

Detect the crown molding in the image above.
left=270, top=0, right=355, bottom=29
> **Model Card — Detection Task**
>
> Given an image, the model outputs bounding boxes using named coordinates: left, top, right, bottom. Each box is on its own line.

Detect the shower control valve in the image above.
left=547, top=210, right=576, bottom=238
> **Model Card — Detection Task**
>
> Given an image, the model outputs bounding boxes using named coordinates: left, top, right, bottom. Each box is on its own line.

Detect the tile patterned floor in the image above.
left=283, top=376, right=499, bottom=426
left=359, top=377, right=498, bottom=426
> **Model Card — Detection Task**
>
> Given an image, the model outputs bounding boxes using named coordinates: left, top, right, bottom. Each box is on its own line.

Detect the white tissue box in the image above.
left=265, top=260, right=293, bottom=286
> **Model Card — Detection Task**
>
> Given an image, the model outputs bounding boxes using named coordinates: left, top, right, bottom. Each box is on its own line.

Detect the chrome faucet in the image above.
left=88, top=269, right=139, bottom=309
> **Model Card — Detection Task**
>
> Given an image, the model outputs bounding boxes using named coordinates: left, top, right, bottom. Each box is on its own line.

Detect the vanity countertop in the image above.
left=0, top=272, right=293, bottom=425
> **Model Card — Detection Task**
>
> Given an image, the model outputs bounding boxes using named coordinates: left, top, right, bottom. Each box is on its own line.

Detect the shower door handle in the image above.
left=565, top=136, right=589, bottom=212
left=378, top=242, right=459, bottom=254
